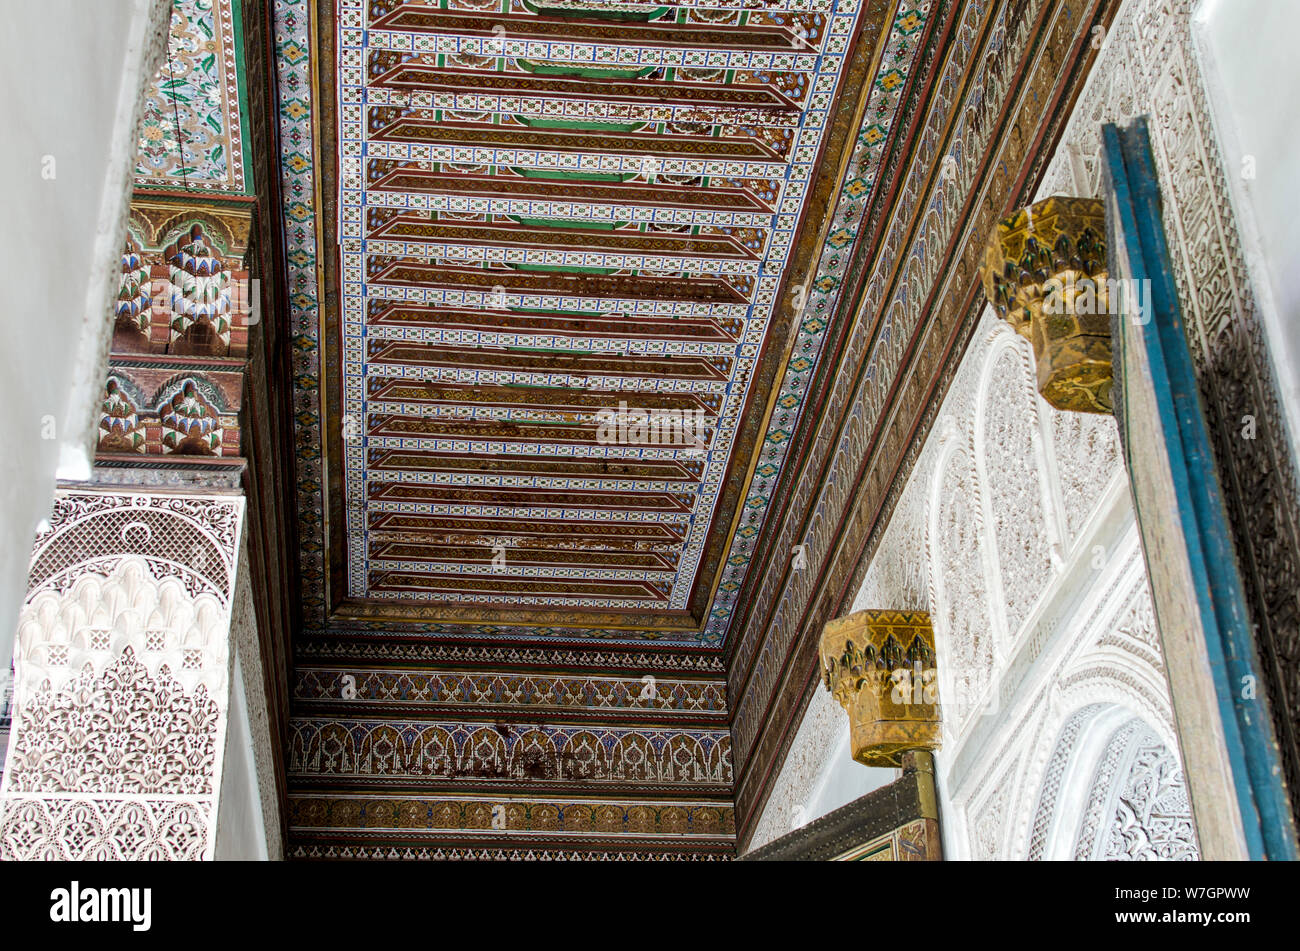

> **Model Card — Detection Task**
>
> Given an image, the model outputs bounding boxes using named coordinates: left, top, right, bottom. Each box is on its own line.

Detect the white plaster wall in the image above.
left=0, top=0, right=167, bottom=671
left=802, top=722, right=894, bottom=821
left=215, top=649, right=270, bottom=861
left=1194, top=0, right=1300, bottom=444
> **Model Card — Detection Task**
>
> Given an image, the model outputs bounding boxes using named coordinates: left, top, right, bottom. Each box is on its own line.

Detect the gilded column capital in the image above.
left=982, top=195, right=1113, bottom=413
left=819, top=610, right=940, bottom=768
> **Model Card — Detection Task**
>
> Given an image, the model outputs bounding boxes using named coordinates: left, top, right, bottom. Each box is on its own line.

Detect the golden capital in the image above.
left=982, top=195, right=1113, bottom=414
left=819, top=610, right=940, bottom=768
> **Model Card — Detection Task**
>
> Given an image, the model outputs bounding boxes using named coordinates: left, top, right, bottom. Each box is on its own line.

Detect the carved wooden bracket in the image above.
left=982, top=196, right=1113, bottom=413
left=819, top=610, right=941, bottom=767
left=97, top=195, right=256, bottom=477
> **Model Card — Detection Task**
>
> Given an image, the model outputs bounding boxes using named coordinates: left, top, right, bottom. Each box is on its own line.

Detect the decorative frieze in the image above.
left=288, top=794, right=735, bottom=840
left=99, top=369, right=243, bottom=459
left=292, top=665, right=727, bottom=718
left=289, top=717, right=732, bottom=788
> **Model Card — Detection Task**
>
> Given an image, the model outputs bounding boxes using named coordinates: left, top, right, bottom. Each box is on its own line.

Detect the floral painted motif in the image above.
left=134, top=0, right=246, bottom=192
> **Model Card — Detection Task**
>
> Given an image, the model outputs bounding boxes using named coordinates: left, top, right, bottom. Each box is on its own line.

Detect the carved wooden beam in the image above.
left=95, top=196, right=257, bottom=478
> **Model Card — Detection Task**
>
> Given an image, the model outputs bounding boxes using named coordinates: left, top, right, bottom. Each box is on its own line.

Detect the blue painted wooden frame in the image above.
left=1103, top=117, right=1296, bottom=860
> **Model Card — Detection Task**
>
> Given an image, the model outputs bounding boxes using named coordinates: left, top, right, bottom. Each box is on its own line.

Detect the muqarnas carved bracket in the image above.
left=97, top=197, right=254, bottom=476
left=982, top=196, right=1113, bottom=414
left=819, top=610, right=941, bottom=768
left=98, top=372, right=241, bottom=459
left=115, top=224, right=252, bottom=359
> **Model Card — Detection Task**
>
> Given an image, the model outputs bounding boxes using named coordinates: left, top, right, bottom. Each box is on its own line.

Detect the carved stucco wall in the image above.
left=1034, top=0, right=1300, bottom=818
left=750, top=313, right=1198, bottom=860
left=1028, top=705, right=1199, bottom=861
left=214, top=536, right=283, bottom=860
left=0, top=490, right=245, bottom=860
left=748, top=0, right=1294, bottom=859
left=1192, top=0, right=1300, bottom=444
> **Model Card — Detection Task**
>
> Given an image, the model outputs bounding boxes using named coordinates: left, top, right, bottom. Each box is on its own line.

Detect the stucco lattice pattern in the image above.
left=0, top=797, right=210, bottom=861
left=0, top=491, right=243, bottom=862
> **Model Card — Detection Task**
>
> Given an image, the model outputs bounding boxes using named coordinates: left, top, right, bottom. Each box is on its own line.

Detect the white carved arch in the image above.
left=927, top=428, right=1000, bottom=740
left=29, top=494, right=240, bottom=605
left=1024, top=701, right=1197, bottom=861
left=1014, top=653, right=1182, bottom=857
left=1004, top=578, right=1178, bottom=854
left=14, top=555, right=230, bottom=705
left=1, top=552, right=235, bottom=860
left=1051, top=554, right=1179, bottom=754
left=1055, top=653, right=1179, bottom=751
left=1029, top=703, right=1136, bottom=859
left=0, top=491, right=244, bottom=862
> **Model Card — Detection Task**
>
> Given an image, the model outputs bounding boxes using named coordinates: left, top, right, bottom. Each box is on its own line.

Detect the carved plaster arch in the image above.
left=2, top=554, right=235, bottom=861
left=1, top=492, right=245, bottom=862
left=1005, top=566, right=1182, bottom=858
left=1014, top=655, right=1182, bottom=860
left=130, top=210, right=244, bottom=262
left=152, top=372, right=232, bottom=414
left=1025, top=703, right=1198, bottom=861
left=29, top=493, right=240, bottom=605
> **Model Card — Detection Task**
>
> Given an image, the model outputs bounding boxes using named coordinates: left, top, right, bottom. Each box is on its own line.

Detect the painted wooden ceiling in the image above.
left=258, top=0, right=1111, bottom=858
left=123, top=0, right=1119, bottom=859
left=280, top=0, right=927, bottom=647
